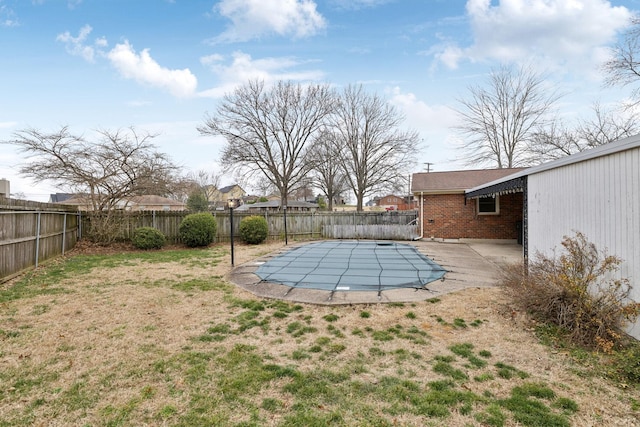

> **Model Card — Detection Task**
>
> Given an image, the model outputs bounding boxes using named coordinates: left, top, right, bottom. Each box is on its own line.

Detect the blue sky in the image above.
left=0, top=0, right=638, bottom=201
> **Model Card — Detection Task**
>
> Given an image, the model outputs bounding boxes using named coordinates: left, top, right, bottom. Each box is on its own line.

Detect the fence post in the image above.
left=62, top=213, right=67, bottom=255
left=35, top=211, right=41, bottom=268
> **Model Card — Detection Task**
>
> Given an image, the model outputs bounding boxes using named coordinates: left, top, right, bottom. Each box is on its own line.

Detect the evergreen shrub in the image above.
left=131, top=227, right=166, bottom=250
left=179, top=212, right=217, bottom=247
left=239, top=215, right=268, bottom=244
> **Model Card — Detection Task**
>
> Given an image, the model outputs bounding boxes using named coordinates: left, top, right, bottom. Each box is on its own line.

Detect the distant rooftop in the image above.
left=411, top=168, right=525, bottom=194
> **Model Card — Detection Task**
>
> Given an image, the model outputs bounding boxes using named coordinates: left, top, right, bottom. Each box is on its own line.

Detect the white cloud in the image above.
left=0, top=4, right=19, bottom=27
left=329, top=0, right=394, bottom=10
left=107, top=41, right=198, bottom=98
left=389, top=87, right=458, bottom=131
left=437, top=0, right=633, bottom=71
left=0, top=121, right=17, bottom=129
left=388, top=87, right=464, bottom=170
left=56, top=24, right=101, bottom=62
left=435, top=45, right=464, bottom=70
left=67, top=0, right=83, bottom=9
left=210, top=0, right=326, bottom=43
left=199, top=51, right=324, bottom=98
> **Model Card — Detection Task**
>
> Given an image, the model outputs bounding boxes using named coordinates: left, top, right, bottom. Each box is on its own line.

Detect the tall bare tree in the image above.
left=455, top=65, right=561, bottom=168
left=308, top=132, right=349, bottom=211
left=331, top=84, right=419, bottom=211
left=198, top=79, right=334, bottom=208
left=603, top=17, right=640, bottom=107
left=3, top=126, right=179, bottom=242
left=528, top=102, right=639, bottom=162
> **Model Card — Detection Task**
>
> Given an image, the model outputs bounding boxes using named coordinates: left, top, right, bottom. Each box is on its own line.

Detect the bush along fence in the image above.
left=80, top=210, right=419, bottom=244
left=0, top=196, right=80, bottom=282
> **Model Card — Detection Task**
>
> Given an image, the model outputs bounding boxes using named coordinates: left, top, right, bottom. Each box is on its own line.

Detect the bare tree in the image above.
left=308, top=132, right=349, bottom=211
left=198, top=79, right=334, bottom=208
left=576, top=102, right=639, bottom=147
left=3, top=126, right=179, bottom=242
left=603, top=17, right=640, bottom=107
left=186, top=169, right=222, bottom=202
left=528, top=102, right=639, bottom=162
left=528, top=120, right=582, bottom=163
left=455, top=64, right=561, bottom=168
left=331, top=84, right=419, bottom=211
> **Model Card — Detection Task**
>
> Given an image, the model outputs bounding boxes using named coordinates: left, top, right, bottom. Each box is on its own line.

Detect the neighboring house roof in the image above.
left=53, top=194, right=185, bottom=210
left=412, top=168, right=526, bottom=194
left=466, top=134, right=640, bottom=198
left=235, top=200, right=319, bottom=211
left=49, top=193, right=75, bottom=203
left=219, top=184, right=243, bottom=194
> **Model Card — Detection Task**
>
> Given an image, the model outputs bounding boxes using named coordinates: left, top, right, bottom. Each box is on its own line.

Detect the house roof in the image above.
left=411, top=168, right=526, bottom=194
left=235, top=200, right=319, bottom=211
left=466, top=133, right=640, bottom=198
left=49, top=193, right=74, bottom=203
left=55, top=194, right=185, bottom=208
left=219, top=184, right=243, bottom=194
left=57, top=194, right=91, bottom=206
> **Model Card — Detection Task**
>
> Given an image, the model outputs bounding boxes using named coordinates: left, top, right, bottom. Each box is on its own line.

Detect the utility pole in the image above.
left=424, top=162, right=434, bottom=173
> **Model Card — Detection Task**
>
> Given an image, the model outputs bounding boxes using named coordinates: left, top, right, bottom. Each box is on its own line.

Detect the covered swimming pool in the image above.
left=255, top=240, right=447, bottom=297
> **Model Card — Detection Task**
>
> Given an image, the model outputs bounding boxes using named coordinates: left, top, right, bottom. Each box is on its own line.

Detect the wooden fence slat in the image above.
left=0, top=197, right=79, bottom=281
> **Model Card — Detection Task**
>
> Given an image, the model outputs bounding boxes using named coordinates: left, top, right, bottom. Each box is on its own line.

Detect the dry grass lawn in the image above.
left=1, top=240, right=639, bottom=426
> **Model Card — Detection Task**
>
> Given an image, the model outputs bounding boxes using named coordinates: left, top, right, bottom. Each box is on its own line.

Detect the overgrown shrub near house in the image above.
left=239, top=215, right=268, bottom=244
left=131, top=227, right=166, bottom=250
left=179, top=212, right=217, bottom=247
left=501, top=231, right=640, bottom=352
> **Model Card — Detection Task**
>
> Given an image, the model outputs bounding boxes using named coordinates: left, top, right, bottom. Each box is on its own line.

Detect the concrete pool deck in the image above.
left=228, top=240, right=524, bottom=305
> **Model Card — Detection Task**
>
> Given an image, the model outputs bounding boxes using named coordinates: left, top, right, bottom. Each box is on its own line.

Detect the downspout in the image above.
left=523, top=175, right=528, bottom=267
left=420, top=191, right=424, bottom=238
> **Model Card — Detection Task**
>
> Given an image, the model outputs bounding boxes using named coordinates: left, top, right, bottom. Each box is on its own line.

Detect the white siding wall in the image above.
left=528, top=147, right=640, bottom=337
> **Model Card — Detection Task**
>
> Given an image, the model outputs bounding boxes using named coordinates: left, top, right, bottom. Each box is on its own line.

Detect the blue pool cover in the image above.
left=255, top=240, right=446, bottom=293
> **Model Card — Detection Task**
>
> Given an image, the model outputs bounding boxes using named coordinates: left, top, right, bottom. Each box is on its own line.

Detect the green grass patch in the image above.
left=322, top=313, right=339, bottom=322
left=453, top=318, right=468, bottom=328
left=495, top=362, right=530, bottom=379
left=474, top=372, right=495, bottom=382
left=287, top=321, right=317, bottom=337
left=372, top=330, right=394, bottom=341
left=499, top=384, right=572, bottom=427
left=432, top=361, right=469, bottom=381
left=475, top=403, right=507, bottom=427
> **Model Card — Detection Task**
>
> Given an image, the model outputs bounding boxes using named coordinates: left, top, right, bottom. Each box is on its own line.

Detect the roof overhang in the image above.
left=412, top=189, right=466, bottom=195
left=465, top=176, right=525, bottom=199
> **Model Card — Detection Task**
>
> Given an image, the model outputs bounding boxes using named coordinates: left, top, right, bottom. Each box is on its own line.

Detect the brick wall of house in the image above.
left=420, top=193, right=523, bottom=239
left=377, top=195, right=404, bottom=205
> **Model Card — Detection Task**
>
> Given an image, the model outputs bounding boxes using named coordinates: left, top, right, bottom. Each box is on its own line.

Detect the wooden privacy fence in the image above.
left=1, top=200, right=418, bottom=281
left=0, top=197, right=80, bottom=281
left=81, top=210, right=419, bottom=243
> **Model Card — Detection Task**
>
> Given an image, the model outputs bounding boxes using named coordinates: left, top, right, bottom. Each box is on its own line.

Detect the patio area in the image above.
left=228, top=240, right=523, bottom=305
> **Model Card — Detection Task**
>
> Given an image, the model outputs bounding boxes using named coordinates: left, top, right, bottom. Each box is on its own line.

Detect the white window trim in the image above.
left=477, top=195, right=500, bottom=215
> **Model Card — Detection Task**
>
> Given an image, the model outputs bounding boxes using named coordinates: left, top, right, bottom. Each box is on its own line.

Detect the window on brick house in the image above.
left=477, top=195, right=499, bottom=215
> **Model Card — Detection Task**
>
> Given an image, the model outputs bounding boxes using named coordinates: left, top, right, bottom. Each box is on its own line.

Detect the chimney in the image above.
left=0, top=179, right=9, bottom=197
